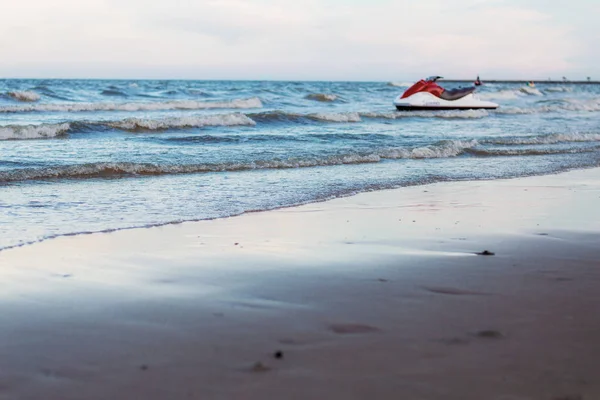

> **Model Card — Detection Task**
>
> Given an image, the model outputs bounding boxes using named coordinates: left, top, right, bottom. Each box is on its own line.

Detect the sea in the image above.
left=1, top=79, right=599, bottom=250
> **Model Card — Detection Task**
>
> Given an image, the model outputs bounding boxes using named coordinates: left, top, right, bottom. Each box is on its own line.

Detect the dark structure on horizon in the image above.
left=441, top=79, right=598, bottom=84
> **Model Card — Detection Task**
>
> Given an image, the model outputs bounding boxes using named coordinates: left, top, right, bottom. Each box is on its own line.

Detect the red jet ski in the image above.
left=393, top=76, right=498, bottom=111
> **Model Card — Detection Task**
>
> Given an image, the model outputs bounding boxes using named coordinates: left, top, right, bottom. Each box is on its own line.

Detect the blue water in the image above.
left=1, top=79, right=599, bottom=250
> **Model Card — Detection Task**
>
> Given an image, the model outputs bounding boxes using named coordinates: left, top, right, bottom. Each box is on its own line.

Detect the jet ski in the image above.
left=393, top=76, right=498, bottom=111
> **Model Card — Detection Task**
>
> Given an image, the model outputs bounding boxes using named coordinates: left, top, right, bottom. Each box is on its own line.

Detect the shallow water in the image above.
left=1, top=79, right=599, bottom=249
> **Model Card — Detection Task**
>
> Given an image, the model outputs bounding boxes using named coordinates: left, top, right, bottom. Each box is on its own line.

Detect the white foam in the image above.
left=489, top=133, right=600, bottom=145
left=7, top=91, right=41, bottom=102
left=544, top=86, right=573, bottom=93
left=0, top=140, right=480, bottom=182
left=380, top=140, right=479, bottom=159
left=519, top=86, right=543, bottom=96
left=559, top=98, right=600, bottom=112
left=496, top=98, right=600, bottom=114
left=0, top=97, right=263, bottom=113
left=494, top=107, right=534, bottom=115
left=361, top=110, right=489, bottom=119
left=0, top=123, right=70, bottom=140
left=308, top=112, right=362, bottom=123
left=387, top=82, right=412, bottom=87
left=478, top=90, right=523, bottom=100
left=434, top=110, right=490, bottom=119
left=108, top=113, right=256, bottom=131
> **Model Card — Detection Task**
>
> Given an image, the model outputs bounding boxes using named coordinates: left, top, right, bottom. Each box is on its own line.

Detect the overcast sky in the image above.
left=1, top=0, right=597, bottom=80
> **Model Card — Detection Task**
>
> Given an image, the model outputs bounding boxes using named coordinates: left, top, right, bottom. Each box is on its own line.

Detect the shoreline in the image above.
left=1, top=168, right=599, bottom=399
left=3, top=165, right=599, bottom=254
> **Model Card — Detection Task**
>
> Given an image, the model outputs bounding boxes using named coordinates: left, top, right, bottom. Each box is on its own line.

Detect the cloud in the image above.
left=0, top=0, right=594, bottom=79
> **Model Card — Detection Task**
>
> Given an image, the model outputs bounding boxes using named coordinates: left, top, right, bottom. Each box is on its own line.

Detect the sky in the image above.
left=0, top=0, right=598, bottom=80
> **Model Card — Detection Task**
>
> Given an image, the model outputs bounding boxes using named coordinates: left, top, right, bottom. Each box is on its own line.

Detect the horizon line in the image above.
left=0, top=77, right=598, bottom=83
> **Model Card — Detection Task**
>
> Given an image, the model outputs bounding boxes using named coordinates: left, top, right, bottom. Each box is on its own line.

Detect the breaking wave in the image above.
left=519, top=86, right=543, bottom=96
left=250, top=111, right=362, bottom=123
left=360, top=109, right=489, bottom=119
left=305, top=93, right=338, bottom=102
left=478, top=90, right=523, bottom=100
left=496, top=98, right=600, bottom=114
left=107, top=113, right=256, bottom=131
left=387, top=82, right=412, bottom=87
left=544, top=86, right=573, bottom=93
left=466, top=147, right=599, bottom=157
left=485, top=133, right=600, bottom=145
left=478, top=86, right=542, bottom=100
left=0, top=113, right=256, bottom=139
left=308, top=112, right=362, bottom=123
left=0, top=140, right=480, bottom=183
left=0, top=123, right=70, bottom=140
left=7, top=91, right=41, bottom=102
left=0, top=97, right=263, bottom=113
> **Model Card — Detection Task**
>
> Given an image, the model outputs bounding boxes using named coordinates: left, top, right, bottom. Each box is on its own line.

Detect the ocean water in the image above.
left=1, top=79, right=599, bottom=250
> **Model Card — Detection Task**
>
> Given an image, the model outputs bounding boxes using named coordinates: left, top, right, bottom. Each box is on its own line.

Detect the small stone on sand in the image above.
left=476, top=330, right=503, bottom=339
left=273, top=351, right=283, bottom=359
left=423, top=286, right=487, bottom=296
left=330, top=323, right=380, bottom=334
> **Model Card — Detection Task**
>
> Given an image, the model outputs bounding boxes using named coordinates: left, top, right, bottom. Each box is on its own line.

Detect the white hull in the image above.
left=394, top=92, right=498, bottom=110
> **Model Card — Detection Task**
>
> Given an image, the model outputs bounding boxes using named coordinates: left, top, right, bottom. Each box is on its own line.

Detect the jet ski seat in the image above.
left=439, top=87, right=476, bottom=101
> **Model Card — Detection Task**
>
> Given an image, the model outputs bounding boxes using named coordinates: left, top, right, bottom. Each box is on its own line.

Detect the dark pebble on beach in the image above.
left=274, top=351, right=283, bottom=359
left=476, top=330, right=503, bottom=339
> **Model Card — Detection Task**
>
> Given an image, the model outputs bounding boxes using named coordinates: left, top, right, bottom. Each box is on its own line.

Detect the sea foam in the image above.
left=0, top=97, right=263, bottom=113
left=107, top=113, right=256, bottom=131
left=0, top=123, right=70, bottom=140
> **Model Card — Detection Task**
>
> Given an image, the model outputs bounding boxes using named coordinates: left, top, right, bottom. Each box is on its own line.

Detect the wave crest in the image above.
left=1, top=140, right=480, bottom=183
left=361, top=110, right=489, bottom=119
left=305, top=93, right=338, bottom=102
left=496, top=98, right=600, bottom=114
left=0, top=123, right=70, bottom=140
left=0, top=97, right=263, bottom=113
left=467, top=147, right=597, bottom=157
left=7, top=91, right=41, bottom=102
left=308, top=112, right=362, bottom=123
left=387, top=82, right=412, bottom=87
left=107, top=113, right=256, bottom=131
left=519, top=86, right=543, bottom=96
left=478, top=90, right=523, bottom=100
left=486, top=133, right=600, bottom=145
left=545, top=86, right=573, bottom=93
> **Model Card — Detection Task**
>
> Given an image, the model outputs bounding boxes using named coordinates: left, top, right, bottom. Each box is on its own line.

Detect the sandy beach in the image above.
left=1, top=168, right=599, bottom=400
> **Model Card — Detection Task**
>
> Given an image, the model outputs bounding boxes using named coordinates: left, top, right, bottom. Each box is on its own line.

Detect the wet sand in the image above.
left=1, top=168, right=599, bottom=400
